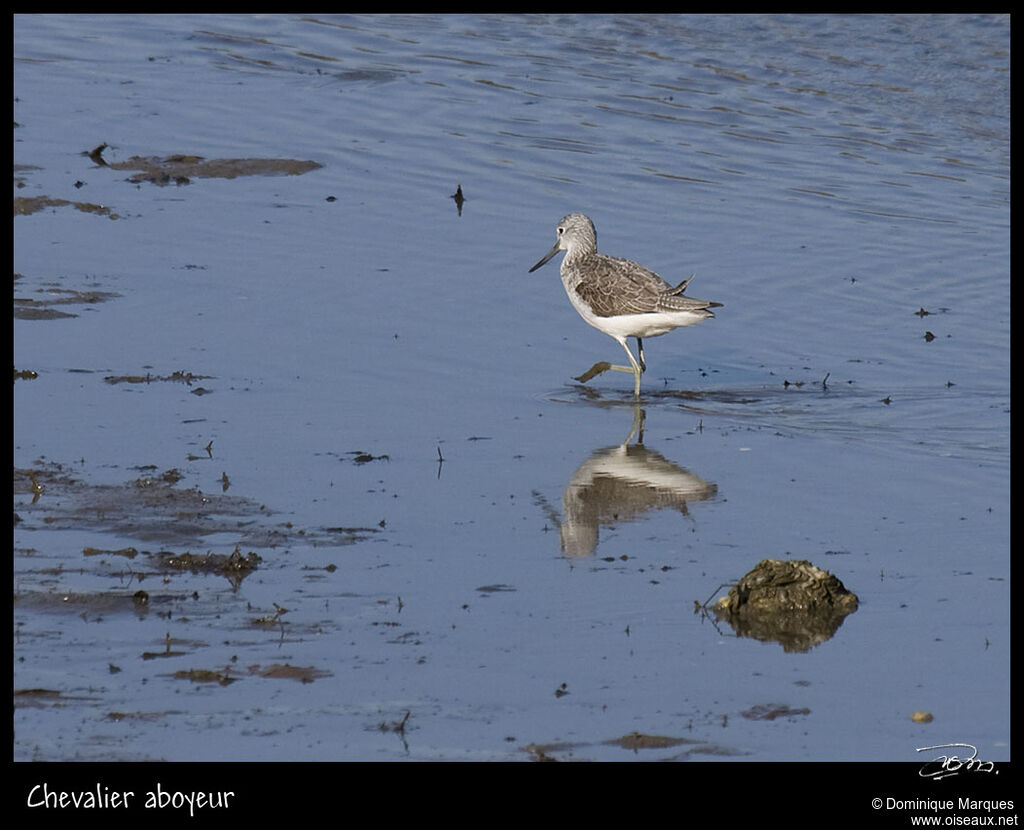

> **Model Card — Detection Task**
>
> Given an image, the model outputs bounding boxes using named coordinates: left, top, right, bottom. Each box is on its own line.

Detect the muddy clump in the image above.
left=248, top=663, right=331, bottom=683
left=104, top=152, right=322, bottom=186
left=13, top=278, right=121, bottom=320
left=156, top=545, right=261, bottom=589
left=712, top=559, right=859, bottom=652
left=14, top=195, right=119, bottom=219
left=103, top=370, right=213, bottom=386
left=15, top=463, right=267, bottom=546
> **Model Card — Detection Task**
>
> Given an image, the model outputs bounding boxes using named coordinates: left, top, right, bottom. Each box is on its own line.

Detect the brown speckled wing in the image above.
left=573, top=254, right=715, bottom=318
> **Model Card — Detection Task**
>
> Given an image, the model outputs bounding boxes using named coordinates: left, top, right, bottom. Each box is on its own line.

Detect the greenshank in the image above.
left=529, top=213, right=720, bottom=397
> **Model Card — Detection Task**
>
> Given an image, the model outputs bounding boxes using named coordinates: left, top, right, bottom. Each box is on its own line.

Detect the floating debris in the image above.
left=248, top=663, right=331, bottom=683
left=158, top=545, right=261, bottom=589
left=911, top=711, right=934, bottom=723
left=14, top=460, right=379, bottom=551
left=14, top=284, right=120, bottom=320
left=523, top=743, right=561, bottom=762
left=924, top=331, right=936, bottom=342
left=375, top=709, right=412, bottom=751
left=347, top=450, right=390, bottom=464
left=13, top=689, right=65, bottom=705
left=82, top=546, right=139, bottom=559
left=136, top=468, right=183, bottom=486
left=742, top=703, right=811, bottom=721
left=476, top=584, right=516, bottom=594
left=451, top=183, right=465, bottom=215
left=104, top=369, right=213, bottom=386
left=605, top=732, right=693, bottom=752
left=377, top=710, right=411, bottom=735
left=14, top=195, right=119, bottom=220
left=251, top=602, right=288, bottom=627
left=104, top=153, right=322, bottom=186
left=14, top=588, right=165, bottom=619
left=172, top=668, right=236, bottom=686
left=141, top=633, right=188, bottom=660
left=86, top=143, right=109, bottom=166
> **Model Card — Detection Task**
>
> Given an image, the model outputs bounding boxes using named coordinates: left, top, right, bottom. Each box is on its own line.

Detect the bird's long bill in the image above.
left=528, top=242, right=560, bottom=273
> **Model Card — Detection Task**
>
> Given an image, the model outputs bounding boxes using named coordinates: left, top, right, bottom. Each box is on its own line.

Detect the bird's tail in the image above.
left=664, top=274, right=722, bottom=311
left=667, top=275, right=695, bottom=295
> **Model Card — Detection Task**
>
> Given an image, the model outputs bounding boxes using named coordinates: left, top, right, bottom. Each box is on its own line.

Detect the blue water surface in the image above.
left=14, top=14, right=1009, bottom=765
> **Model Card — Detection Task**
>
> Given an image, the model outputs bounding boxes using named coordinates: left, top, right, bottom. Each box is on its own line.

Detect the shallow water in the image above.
left=14, top=14, right=1009, bottom=766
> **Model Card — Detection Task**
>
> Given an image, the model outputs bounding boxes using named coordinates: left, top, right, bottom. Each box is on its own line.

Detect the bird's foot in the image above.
left=574, top=362, right=613, bottom=383
left=574, top=362, right=641, bottom=383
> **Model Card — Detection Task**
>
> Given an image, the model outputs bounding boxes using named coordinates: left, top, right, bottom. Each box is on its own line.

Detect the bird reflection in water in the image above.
left=535, top=407, right=717, bottom=557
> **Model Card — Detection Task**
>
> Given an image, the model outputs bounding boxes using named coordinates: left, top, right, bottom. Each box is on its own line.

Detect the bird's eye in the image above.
left=557, top=227, right=564, bottom=235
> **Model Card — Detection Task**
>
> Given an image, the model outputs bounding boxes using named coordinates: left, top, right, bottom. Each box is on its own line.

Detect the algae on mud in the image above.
left=710, top=559, right=859, bottom=653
